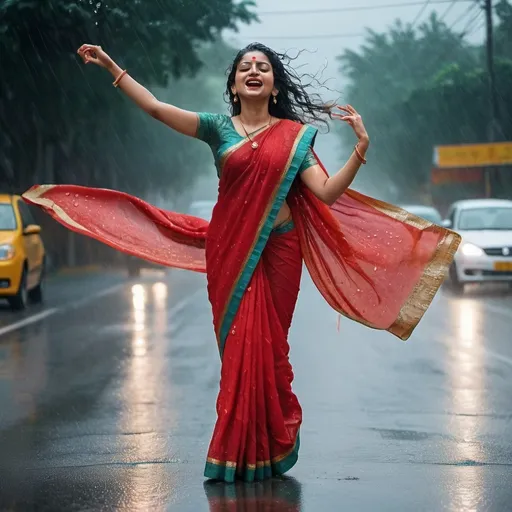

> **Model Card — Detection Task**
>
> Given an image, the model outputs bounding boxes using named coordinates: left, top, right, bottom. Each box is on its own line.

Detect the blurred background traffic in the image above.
left=1, top=3, right=512, bottom=510
left=1, top=0, right=511, bottom=284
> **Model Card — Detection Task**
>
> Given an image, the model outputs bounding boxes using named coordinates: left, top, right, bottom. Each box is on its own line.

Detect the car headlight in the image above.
left=0, top=244, right=15, bottom=260
left=461, top=243, right=484, bottom=257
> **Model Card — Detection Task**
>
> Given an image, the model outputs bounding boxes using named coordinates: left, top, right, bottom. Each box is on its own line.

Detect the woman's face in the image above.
left=232, top=51, right=276, bottom=102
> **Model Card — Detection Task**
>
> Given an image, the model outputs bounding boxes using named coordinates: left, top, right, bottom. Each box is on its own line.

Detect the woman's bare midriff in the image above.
left=273, top=202, right=292, bottom=228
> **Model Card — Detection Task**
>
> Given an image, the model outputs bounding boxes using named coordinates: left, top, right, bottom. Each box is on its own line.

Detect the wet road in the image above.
left=0, top=268, right=511, bottom=511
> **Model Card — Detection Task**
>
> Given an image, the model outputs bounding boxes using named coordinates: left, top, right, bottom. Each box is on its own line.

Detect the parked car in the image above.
left=0, top=194, right=45, bottom=309
left=399, top=204, right=443, bottom=225
left=442, top=198, right=512, bottom=293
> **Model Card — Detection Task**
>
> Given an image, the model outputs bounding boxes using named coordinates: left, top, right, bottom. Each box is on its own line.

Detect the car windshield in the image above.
left=0, top=203, right=16, bottom=230
left=458, top=207, right=512, bottom=230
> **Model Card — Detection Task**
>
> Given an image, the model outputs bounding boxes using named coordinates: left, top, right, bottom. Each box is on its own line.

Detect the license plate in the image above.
left=493, top=261, right=512, bottom=271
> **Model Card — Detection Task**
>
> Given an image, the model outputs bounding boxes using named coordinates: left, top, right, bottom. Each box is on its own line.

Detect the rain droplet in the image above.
left=65, top=192, right=70, bottom=196
left=73, top=202, right=78, bottom=207
left=75, top=194, right=79, bottom=198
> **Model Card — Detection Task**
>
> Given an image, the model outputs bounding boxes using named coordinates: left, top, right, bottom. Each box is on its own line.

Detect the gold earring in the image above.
left=233, top=94, right=238, bottom=103
left=273, top=95, right=277, bottom=104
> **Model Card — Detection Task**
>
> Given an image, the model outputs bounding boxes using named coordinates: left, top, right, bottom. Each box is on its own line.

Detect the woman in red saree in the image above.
left=23, top=43, right=461, bottom=483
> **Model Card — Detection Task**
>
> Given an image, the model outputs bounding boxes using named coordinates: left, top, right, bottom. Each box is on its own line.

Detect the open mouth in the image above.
left=245, top=79, right=263, bottom=89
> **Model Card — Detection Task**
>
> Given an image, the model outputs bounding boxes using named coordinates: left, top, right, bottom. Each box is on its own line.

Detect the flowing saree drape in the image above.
left=22, top=118, right=461, bottom=482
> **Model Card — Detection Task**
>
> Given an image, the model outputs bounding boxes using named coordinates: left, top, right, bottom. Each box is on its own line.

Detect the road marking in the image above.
left=0, top=308, right=58, bottom=337
left=0, top=283, right=125, bottom=339
left=166, top=288, right=209, bottom=336
left=65, top=283, right=125, bottom=311
left=482, top=301, right=512, bottom=319
left=485, top=349, right=512, bottom=367
left=0, top=283, right=206, bottom=339
left=168, top=288, right=206, bottom=317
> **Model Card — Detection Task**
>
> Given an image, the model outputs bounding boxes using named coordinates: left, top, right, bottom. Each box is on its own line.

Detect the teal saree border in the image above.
left=218, top=125, right=317, bottom=356
left=204, top=432, right=301, bottom=483
left=272, top=218, right=295, bottom=235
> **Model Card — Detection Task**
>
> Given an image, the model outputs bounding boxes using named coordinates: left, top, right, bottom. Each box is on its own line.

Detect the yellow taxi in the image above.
left=0, top=194, right=45, bottom=309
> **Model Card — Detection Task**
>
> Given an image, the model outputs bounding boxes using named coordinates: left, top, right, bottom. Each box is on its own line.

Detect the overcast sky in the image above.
left=227, top=0, right=485, bottom=79
left=221, top=0, right=486, bottom=176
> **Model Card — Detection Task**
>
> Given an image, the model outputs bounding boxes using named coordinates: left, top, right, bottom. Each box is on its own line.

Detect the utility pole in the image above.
left=484, top=0, right=499, bottom=198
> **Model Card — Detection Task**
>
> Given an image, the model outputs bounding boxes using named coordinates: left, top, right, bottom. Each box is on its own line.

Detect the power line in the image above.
left=411, top=0, right=432, bottom=27
left=439, top=0, right=458, bottom=21
left=450, top=2, right=482, bottom=32
left=462, top=8, right=484, bottom=34
left=240, top=0, right=483, bottom=42
left=258, top=0, right=473, bottom=16
left=449, top=1, right=480, bottom=30
left=467, top=19, right=485, bottom=36
left=238, top=33, right=365, bottom=41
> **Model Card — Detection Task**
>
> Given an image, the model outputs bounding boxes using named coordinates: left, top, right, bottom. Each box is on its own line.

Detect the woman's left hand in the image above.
left=333, top=105, right=369, bottom=144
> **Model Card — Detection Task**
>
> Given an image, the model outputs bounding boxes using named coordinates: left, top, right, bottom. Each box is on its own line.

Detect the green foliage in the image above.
left=0, top=0, right=255, bottom=196
left=496, top=0, right=512, bottom=57
left=336, top=10, right=512, bottom=201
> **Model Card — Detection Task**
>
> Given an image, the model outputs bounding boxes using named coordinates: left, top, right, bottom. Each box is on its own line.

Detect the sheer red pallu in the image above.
left=22, top=119, right=460, bottom=482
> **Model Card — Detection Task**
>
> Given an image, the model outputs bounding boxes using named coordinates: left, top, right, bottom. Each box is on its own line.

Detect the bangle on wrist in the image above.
left=113, top=69, right=127, bottom=88
left=354, top=143, right=367, bottom=164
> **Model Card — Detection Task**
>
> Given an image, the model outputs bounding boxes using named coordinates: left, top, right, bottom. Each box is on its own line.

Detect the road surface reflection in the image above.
left=204, top=477, right=303, bottom=512
left=447, top=298, right=486, bottom=511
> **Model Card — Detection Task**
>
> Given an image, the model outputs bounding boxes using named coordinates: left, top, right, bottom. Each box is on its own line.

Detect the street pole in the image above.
left=484, top=0, right=498, bottom=198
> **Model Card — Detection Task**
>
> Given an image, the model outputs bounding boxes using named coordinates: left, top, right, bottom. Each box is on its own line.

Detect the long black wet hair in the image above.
left=225, top=43, right=334, bottom=129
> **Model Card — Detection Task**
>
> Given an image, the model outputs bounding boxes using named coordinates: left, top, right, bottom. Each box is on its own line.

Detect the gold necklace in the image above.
left=239, top=117, right=272, bottom=150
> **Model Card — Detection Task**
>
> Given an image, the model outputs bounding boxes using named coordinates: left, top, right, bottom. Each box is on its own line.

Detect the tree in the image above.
left=0, top=0, right=255, bottom=193
left=0, top=1, right=255, bottom=267
left=495, top=0, right=512, bottom=58
left=337, top=12, right=481, bottom=201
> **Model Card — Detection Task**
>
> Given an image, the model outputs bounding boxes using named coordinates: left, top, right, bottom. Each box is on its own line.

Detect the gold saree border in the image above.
left=215, top=124, right=309, bottom=345
left=206, top=434, right=300, bottom=469
left=345, top=189, right=462, bottom=340
left=22, top=185, right=92, bottom=233
left=219, top=120, right=284, bottom=173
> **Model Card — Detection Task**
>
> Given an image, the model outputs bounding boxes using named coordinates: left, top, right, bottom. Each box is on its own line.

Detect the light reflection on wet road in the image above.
left=0, top=269, right=511, bottom=511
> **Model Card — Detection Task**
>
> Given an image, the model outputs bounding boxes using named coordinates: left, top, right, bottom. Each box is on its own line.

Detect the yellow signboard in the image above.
left=434, top=142, right=512, bottom=168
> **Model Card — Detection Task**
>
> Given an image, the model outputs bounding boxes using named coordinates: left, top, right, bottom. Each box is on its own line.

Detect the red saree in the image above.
left=22, top=119, right=461, bottom=483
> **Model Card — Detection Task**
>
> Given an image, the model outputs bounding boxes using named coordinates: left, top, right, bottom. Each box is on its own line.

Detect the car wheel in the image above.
left=448, top=264, right=465, bottom=296
left=8, top=266, right=29, bottom=310
left=28, top=260, right=45, bottom=304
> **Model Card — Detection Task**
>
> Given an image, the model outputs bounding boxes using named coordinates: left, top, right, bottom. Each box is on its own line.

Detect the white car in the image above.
left=443, top=198, right=512, bottom=293
left=399, top=204, right=443, bottom=224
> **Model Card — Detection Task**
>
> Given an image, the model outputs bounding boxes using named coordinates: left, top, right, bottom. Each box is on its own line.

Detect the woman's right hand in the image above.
left=77, top=44, right=114, bottom=70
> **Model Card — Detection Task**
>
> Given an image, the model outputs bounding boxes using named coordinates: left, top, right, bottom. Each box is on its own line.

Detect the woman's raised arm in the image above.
left=77, top=44, right=198, bottom=137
